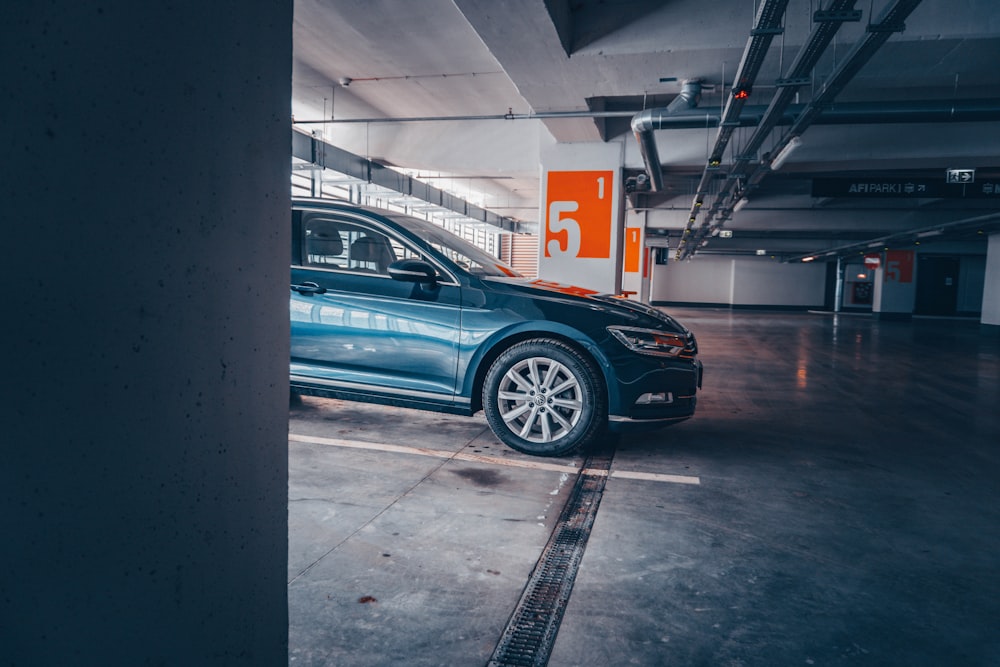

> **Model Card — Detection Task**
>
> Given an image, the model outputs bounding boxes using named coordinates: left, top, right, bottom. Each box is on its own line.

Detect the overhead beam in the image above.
left=452, top=0, right=605, bottom=142
left=292, top=130, right=528, bottom=233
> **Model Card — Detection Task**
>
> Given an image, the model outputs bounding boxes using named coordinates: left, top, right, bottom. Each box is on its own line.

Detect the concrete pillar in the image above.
left=538, top=142, right=625, bottom=294
left=983, top=233, right=1000, bottom=328
left=872, top=249, right=917, bottom=320
left=1, top=3, right=291, bottom=664
left=621, top=209, right=648, bottom=302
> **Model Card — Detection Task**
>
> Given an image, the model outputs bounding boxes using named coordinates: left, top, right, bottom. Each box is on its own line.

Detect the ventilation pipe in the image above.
left=631, top=79, right=702, bottom=192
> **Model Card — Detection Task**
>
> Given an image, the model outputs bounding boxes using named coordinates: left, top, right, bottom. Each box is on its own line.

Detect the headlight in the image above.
left=608, top=326, right=693, bottom=358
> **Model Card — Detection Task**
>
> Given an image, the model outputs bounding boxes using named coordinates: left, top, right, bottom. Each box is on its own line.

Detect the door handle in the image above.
left=291, top=281, right=327, bottom=296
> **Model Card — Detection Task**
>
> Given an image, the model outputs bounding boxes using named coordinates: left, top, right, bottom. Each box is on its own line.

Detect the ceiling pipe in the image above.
left=682, top=0, right=926, bottom=260
left=705, top=0, right=791, bottom=169
left=671, top=0, right=790, bottom=258
left=687, top=0, right=860, bottom=258
left=293, top=109, right=643, bottom=124
left=790, top=0, right=925, bottom=137
left=631, top=79, right=703, bottom=192
left=295, top=98, right=1000, bottom=128
left=727, top=0, right=861, bottom=169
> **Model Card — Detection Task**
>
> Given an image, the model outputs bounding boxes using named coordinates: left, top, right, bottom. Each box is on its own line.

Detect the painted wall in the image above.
left=983, top=234, right=1000, bottom=326
left=958, top=255, right=987, bottom=314
left=651, top=256, right=826, bottom=307
left=652, top=256, right=734, bottom=305
left=2, top=3, right=291, bottom=664
left=732, top=260, right=827, bottom=307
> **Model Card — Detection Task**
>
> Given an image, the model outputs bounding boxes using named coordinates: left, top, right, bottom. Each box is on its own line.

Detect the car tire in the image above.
left=482, top=338, right=606, bottom=457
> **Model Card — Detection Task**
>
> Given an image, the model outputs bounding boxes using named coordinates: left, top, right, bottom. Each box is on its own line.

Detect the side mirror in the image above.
left=387, top=258, right=438, bottom=284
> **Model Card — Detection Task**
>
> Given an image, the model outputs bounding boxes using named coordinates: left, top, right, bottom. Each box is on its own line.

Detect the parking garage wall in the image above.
left=958, top=255, right=988, bottom=315
left=983, top=234, right=1000, bottom=327
left=650, top=256, right=826, bottom=309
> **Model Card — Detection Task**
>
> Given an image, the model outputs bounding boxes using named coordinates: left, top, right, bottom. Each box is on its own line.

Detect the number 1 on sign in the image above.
left=597, top=177, right=605, bottom=199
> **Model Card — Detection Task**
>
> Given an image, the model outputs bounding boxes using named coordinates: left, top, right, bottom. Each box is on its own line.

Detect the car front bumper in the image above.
left=607, top=358, right=702, bottom=430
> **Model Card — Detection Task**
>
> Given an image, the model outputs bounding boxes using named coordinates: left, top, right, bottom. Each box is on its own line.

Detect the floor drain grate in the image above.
left=487, top=447, right=615, bottom=666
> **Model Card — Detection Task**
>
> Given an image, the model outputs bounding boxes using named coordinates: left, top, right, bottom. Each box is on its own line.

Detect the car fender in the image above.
left=459, top=319, right=620, bottom=412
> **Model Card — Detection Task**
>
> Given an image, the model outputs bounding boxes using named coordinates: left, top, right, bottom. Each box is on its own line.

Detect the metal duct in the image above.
left=679, top=0, right=927, bottom=260
left=630, top=97, right=1000, bottom=206
left=631, top=79, right=702, bottom=192
left=679, top=0, right=857, bottom=260
left=633, top=98, right=1000, bottom=131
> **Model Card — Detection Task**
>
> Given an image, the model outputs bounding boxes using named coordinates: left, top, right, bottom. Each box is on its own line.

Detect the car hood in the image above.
left=482, top=276, right=690, bottom=333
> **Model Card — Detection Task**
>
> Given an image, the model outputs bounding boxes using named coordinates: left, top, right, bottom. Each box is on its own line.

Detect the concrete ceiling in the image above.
left=291, top=0, right=1000, bottom=258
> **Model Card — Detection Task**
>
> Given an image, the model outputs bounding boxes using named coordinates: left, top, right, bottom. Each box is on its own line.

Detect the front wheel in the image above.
left=482, top=339, right=607, bottom=457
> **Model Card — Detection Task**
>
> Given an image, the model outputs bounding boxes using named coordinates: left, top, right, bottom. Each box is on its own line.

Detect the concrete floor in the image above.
left=288, top=308, right=1000, bottom=666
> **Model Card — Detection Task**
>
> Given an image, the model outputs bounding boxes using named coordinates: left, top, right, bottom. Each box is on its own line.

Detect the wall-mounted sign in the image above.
left=624, top=227, right=642, bottom=273
left=538, top=143, right=623, bottom=294
left=884, top=250, right=914, bottom=284
left=946, top=168, right=975, bottom=184
left=812, top=177, right=1000, bottom=199
left=544, top=170, right=614, bottom=259
left=864, top=253, right=881, bottom=270
left=719, top=230, right=733, bottom=238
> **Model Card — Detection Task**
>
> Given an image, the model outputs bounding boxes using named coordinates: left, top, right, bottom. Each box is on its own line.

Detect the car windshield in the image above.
left=387, top=214, right=522, bottom=278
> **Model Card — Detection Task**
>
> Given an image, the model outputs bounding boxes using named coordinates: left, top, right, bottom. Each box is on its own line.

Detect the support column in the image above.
left=538, top=142, right=625, bottom=294
left=982, top=233, right=1000, bottom=328
left=2, top=3, right=291, bottom=664
left=872, top=249, right=917, bottom=320
left=621, top=209, right=647, bottom=302
left=834, top=257, right=845, bottom=313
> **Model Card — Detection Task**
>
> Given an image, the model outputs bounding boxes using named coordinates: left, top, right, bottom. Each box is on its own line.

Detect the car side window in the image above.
left=303, top=214, right=407, bottom=276
left=304, top=217, right=347, bottom=267
left=300, top=211, right=457, bottom=282
left=346, top=231, right=395, bottom=274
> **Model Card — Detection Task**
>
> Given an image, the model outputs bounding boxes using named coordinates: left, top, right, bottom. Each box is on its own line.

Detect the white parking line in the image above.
left=610, top=470, right=701, bottom=485
left=288, top=433, right=701, bottom=485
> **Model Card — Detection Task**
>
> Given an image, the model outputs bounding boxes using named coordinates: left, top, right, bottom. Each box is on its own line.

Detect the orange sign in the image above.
left=544, top=170, right=614, bottom=259
left=624, top=227, right=641, bottom=273
left=884, top=250, right=914, bottom=283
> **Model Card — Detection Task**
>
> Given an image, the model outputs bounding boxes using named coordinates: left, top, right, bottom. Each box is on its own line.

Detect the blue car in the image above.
left=290, top=198, right=703, bottom=456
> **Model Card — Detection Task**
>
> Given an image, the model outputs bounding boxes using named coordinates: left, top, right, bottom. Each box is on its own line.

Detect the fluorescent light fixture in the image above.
left=770, top=136, right=802, bottom=171
left=867, top=241, right=883, bottom=248
left=733, top=197, right=749, bottom=212
left=916, top=229, right=944, bottom=238
left=802, top=256, right=815, bottom=262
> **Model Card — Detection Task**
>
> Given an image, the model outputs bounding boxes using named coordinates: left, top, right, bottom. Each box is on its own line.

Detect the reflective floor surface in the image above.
left=288, top=308, right=1000, bottom=666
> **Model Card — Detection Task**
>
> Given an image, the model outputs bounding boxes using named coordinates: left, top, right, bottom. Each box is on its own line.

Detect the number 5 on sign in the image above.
left=884, top=250, right=914, bottom=283
left=544, top=170, right=614, bottom=259
left=547, top=201, right=580, bottom=257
